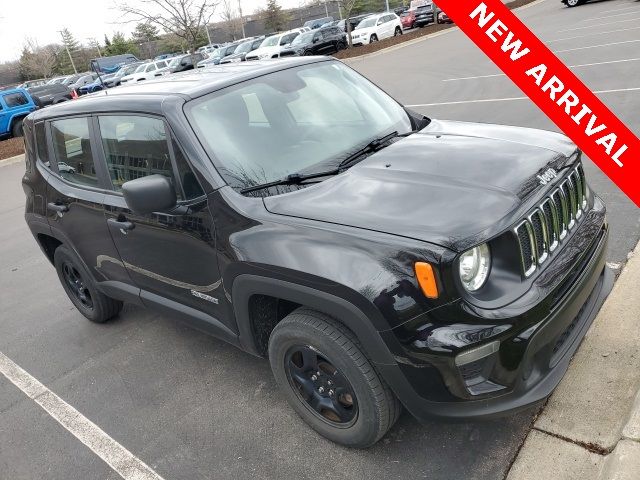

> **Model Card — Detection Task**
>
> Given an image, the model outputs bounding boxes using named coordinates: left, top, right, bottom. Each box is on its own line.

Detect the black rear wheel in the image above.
left=11, top=118, right=23, bottom=138
left=566, top=0, right=583, bottom=6
left=269, top=308, right=401, bottom=448
left=394, top=27, right=402, bottom=36
left=54, top=245, right=122, bottom=323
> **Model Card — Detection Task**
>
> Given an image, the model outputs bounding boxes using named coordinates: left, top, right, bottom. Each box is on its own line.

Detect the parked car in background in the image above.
left=78, top=75, right=113, bottom=95
left=68, top=73, right=98, bottom=91
left=198, top=43, right=241, bottom=67
left=168, top=53, right=205, bottom=73
left=0, top=88, right=37, bottom=138
left=437, top=10, right=452, bottom=23
left=350, top=13, right=403, bottom=45
left=414, top=3, right=436, bottom=27
left=303, top=16, right=334, bottom=29
left=197, top=44, right=221, bottom=55
left=336, top=14, right=373, bottom=33
left=120, top=60, right=169, bottom=84
left=27, top=83, right=73, bottom=107
left=246, top=31, right=301, bottom=60
left=19, top=79, right=47, bottom=89
left=103, top=62, right=145, bottom=87
left=220, top=38, right=265, bottom=64
left=400, top=10, right=417, bottom=29
left=280, top=27, right=347, bottom=57
left=91, top=54, right=140, bottom=74
left=46, top=76, right=69, bottom=85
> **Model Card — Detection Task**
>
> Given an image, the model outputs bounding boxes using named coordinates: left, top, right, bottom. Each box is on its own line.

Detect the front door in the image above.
left=95, top=114, right=230, bottom=333
left=44, top=115, right=132, bottom=286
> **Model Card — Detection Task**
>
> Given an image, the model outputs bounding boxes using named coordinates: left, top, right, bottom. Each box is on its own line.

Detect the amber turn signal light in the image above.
left=415, top=262, right=439, bottom=299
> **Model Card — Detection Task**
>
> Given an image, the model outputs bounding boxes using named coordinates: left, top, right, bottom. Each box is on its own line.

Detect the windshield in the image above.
left=121, top=64, right=139, bottom=75
left=261, top=36, right=280, bottom=47
left=236, top=40, right=253, bottom=53
left=134, top=64, right=147, bottom=73
left=169, top=57, right=182, bottom=67
left=356, top=17, right=376, bottom=29
left=186, top=62, right=411, bottom=192
left=292, top=32, right=314, bottom=45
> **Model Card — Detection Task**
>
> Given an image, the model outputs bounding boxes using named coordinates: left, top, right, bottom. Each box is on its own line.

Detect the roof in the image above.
left=30, top=57, right=333, bottom=120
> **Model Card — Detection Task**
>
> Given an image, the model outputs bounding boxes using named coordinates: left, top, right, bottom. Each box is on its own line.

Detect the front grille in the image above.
left=515, top=164, right=587, bottom=277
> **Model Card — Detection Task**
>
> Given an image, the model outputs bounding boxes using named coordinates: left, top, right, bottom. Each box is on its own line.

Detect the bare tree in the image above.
left=220, top=0, right=241, bottom=40
left=118, top=0, right=218, bottom=60
left=19, top=39, right=59, bottom=79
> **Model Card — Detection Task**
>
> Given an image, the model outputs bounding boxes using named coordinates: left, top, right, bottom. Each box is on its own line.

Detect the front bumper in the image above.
left=376, top=197, right=612, bottom=420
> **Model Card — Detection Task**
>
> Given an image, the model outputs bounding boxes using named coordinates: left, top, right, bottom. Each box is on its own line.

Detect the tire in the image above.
left=269, top=308, right=401, bottom=448
left=394, top=27, right=402, bottom=36
left=54, top=245, right=123, bottom=323
left=11, top=118, right=24, bottom=138
left=566, top=0, right=582, bottom=6
left=369, top=34, right=378, bottom=43
left=303, top=50, right=314, bottom=56
left=336, top=41, right=346, bottom=51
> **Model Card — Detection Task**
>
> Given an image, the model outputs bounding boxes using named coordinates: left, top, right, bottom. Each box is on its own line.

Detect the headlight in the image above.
left=459, top=243, right=491, bottom=292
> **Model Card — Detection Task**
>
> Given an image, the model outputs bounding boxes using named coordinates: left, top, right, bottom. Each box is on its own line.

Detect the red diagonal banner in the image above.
left=436, top=0, right=640, bottom=207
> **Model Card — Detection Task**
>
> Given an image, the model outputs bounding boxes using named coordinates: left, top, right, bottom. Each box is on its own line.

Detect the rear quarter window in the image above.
left=3, top=92, right=29, bottom=108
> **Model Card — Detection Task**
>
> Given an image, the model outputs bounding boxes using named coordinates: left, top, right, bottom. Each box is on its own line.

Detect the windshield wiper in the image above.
left=240, top=130, right=415, bottom=194
left=240, top=169, right=341, bottom=194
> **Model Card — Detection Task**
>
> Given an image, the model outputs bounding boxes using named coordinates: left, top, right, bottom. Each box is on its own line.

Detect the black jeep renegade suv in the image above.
left=23, top=57, right=612, bottom=448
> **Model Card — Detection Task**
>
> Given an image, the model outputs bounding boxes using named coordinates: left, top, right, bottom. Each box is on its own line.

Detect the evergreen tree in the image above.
left=104, top=32, right=140, bottom=57
left=263, top=0, right=290, bottom=33
left=59, top=27, right=79, bottom=74
left=133, top=22, right=160, bottom=43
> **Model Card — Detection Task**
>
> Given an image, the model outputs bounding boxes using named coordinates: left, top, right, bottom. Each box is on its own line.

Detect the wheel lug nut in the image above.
left=329, top=389, right=334, bottom=396
left=318, top=387, right=325, bottom=393
left=327, top=380, right=332, bottom=386
left=311, top=375, right=318, bottom=381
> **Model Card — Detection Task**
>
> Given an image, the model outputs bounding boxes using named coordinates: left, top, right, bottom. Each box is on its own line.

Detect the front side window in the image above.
left=186, top=62, right=411, bottom=192
left=98, top=115, right=175, bottom=192
left=3, top=92, right=29, bottom=107
left=98, top=115, right=202, bottom=200
left=50, top=117, right=99, bottom=187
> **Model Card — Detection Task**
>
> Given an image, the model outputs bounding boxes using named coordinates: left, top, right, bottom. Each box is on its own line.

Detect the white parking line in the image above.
left=598, top=5, right=640, bottom=15
left=406, top=87, right=640, bottom=108
left=558, top=17, right=640, bottom=33
left=555, top=39, right=640, bottom=53
left=0, top=352, right=165, bottom=480
left=443, top=57, right=640, bottom=82
left=546, top=26, right=640, bottom=43
left=579, top=10, right=640, bottom=23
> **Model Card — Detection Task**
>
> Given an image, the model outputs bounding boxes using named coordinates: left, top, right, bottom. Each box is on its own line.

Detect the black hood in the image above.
left=264, top=120, right=578, bottom=251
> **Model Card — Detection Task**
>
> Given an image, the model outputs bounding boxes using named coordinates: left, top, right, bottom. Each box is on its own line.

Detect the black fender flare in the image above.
left=232, top=274, right=398, bottom=365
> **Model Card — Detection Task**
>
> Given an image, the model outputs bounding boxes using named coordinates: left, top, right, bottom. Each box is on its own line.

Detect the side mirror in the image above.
left=122, top=174, right=177, bottom=215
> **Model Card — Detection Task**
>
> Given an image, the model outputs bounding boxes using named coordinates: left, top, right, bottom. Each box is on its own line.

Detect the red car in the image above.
left=400, top=10, right=416, bottom=29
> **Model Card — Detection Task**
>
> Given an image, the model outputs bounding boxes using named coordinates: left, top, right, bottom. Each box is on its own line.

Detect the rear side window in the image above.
left=50, top=117, right=99, bottom=187
left=3, top=92, right=29, bottom=107
left=98, top=115, right=202, bottom=200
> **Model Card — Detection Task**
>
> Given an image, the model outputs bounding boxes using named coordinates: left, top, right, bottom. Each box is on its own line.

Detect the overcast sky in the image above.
left=0, top=0, right=301, bottom=63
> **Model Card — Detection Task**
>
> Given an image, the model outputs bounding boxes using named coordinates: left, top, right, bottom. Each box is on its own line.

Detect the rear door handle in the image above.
left=47, top=202, right=69, bottom=214
left=107, top=217, right=135, bottom=235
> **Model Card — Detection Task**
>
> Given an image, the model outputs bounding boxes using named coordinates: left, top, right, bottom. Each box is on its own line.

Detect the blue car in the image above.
left=0, top=88, right=37, bottom=138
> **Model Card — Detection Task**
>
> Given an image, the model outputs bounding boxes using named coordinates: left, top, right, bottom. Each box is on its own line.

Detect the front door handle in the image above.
left=107, top=217, right=135, bottom=235
left=47, top=202, right=69, bottom=215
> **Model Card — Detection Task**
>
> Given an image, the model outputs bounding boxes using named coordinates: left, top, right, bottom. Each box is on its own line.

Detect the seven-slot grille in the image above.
left=514, top=164, right=587, bottom=277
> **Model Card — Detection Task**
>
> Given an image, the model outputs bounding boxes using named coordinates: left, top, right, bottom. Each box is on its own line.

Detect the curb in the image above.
left=0, top=154, right=25, bottom=167
left=343, top=0, right=548, bottom=63
left=507, top=242, right=640, bottom=479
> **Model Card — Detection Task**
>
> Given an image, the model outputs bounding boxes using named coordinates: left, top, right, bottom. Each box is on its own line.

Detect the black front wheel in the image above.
left=566, top=0, right=583, bottom=6
left=369, top=34, right=378, bottom=43
left=269, top=308, right=401, bottom=448
left=394, top=27, right=402, bottom=36
left=54, top=245, right=122, bottom=323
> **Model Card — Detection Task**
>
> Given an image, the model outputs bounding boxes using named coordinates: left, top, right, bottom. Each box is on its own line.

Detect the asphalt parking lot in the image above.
left=1, top=0, right=639, bottom=479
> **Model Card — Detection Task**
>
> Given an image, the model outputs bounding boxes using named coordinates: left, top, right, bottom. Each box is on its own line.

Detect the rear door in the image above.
left=44, top=115, right=133, bottom=287
left=96, top=114, right=228, bottom=330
